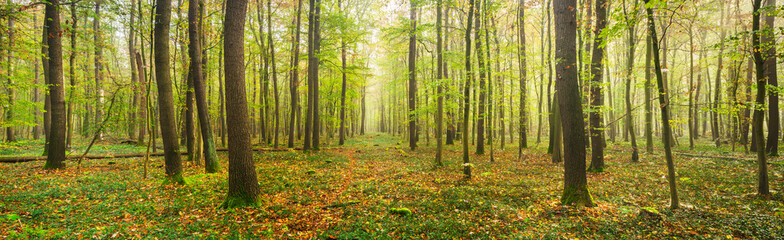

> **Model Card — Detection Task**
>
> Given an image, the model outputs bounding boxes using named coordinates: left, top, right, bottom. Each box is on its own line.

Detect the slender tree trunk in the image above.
left=154, top=0, right=185, bottom=184
left=644, top=35, right=653, bottom=152
left=43, top=0, right=67, bottom=169
left=407, top=0, right=418, bottom=151
left=713, top=7, right=725, bottom=147
left=462, top=0, right=476, bottom=179
left=189, top=0, right=219, bottom=172
left=5, top=1, right=15, bottom=142
left=764, top=0, right=778, bottom=156
left=288, top=0, right=302, bottom=148
left=339, top=0, right=348, bottom=145
left=588, top=0, right=608, bottom=172
left=751, top=0, right=770, bottom=196
left=624, top=9, right=639, bottom=162
left=128, top=0, right=138, bottom=141
left=42, top=20, right=51, bottom=155
left=266, top=0, right=280, bottom=148
left=94, top=2, right=104, bottom=141
left=644, top=0, right=679, bottom=208
left=474, top=0, right=485, bottom=155
left=517, top=0, right=527, bottom=156
left=435, top=0, right=444, bottom=166
left=33, top=14, right=41, bottom=140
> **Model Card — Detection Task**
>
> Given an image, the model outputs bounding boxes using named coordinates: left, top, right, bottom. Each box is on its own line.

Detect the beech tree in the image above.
left=221, top=0, right=260, bottom=208
left=554, top=0, right=593, bottom=207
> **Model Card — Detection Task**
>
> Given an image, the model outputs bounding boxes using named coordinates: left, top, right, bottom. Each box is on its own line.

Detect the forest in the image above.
left=0, top=0, right=782, bottom=238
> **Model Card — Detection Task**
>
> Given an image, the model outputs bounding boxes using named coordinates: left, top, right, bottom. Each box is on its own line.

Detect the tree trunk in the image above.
left=189, top=0, right=219, bottom=173
left=764, top=0, right=778, bottom=156
left=94, top=2, right=104, bottom=141
left=555, top=0, right=593, bottom=207
left=517, top=0, right=527, bottom=156
left=288, top=0, right=302, bottom=148
left=43, top=0, right=67, bottom=170
left=644, top=0, right=679, bottom=209
left=474, top=0, right=485, bottom=155
left=751, top=0, right=770, bottom=196
left=5, top=1, right=15, bottom=142
left=644, top=35, right=653, bottom=152
left=128, top=0, right=137, bottom=141
left=339, top=0, right=348, bottom=145
left=435, top=0, right=444, bottom=166
left=154, top=0, right=185, bottom=184
left=624, top=9, right=639, bottom=162
left=462, top=0, right=476, bottom=179
left=221, top=0, right=260, bottom=208
left=407, top=0, right=418, bottom=151
left=588, top=0, right=608, bottom=172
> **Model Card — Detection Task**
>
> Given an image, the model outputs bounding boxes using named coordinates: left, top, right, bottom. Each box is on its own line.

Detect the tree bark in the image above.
left=474, top=0, right=485, bottom=155
left=763, top=0, right=778, bottom=156
left=407, top=0, right=418, bottom=151
left=644, top=0, right=679, bottom=209
left=154, top=0, right=185, bottom=184
left=43, top=0, right=67, bottom=170
left=94, top=1, right=104, bottom=141
left=189, top=0, right=219, bottom=173
left=435, top=0, right=444, bottom=166
left=462, top=0, right=476, bottom=179
left=555, top=0, right=593, bottom=207
left=5, top=1, right=15, bottom=142
left=339, top=0, right=348, bottom=146
left=288, top=0, right=302, bottom=148
left=751, top=0, right=770, bottom=196
left=588, top=0, right=608, bottom=172
left=517, top=0, right=527, bottom=156
left=221, top=0, right=261, bottom=208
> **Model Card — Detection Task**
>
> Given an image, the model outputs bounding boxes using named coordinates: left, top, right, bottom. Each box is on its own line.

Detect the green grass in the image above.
left=0, top=133, right=782, bottom=239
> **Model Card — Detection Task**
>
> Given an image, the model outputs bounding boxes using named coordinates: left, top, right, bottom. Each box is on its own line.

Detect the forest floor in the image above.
left=1, top=133, right=783, bottom=239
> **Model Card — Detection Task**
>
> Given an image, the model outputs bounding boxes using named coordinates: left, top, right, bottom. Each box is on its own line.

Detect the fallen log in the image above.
left=0, top=147, right=305, bottom=163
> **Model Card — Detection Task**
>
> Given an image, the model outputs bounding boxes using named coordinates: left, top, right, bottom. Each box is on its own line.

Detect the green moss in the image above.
left=641, top=207, right=659, bottom=214
left=220, top=193, right=259, bottom=209
left=42, top=161, right=65, bottom=170
left=587, top=167, right=605, bottom=173
left=561, top=185, right=596, bottom=207
left=389, top=207, right=412, bottom=216
left=162, top=172, right=187, bottom=185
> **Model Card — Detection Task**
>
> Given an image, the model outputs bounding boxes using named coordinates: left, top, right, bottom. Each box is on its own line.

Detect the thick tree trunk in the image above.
left=154, top=0, right=185, bottom=184
left=221, top=0, right=261, bottom=208
left=555, top=0, right=593, bottom=207
left=43, top=0, right=67, bottom=170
